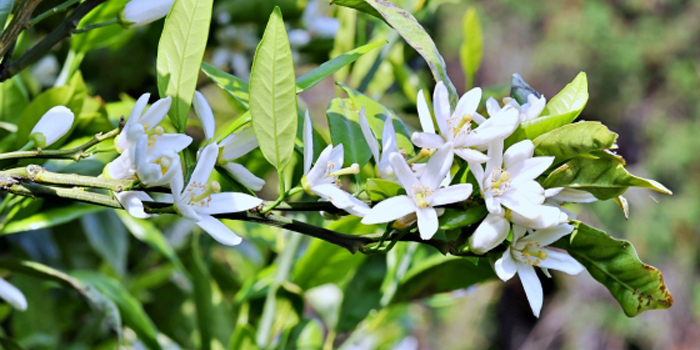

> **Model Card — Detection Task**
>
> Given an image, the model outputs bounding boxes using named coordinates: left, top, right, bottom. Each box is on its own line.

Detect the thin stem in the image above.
left=1, top=182, right=121, bottom=208
left=0, top=166, right=133, bottom=192
left=0, top=0, right=109, bottom=82
left=260, top=169, right=287, bottom=214
left=0, top=126, right=121, bottom=162
left=0, top=0, right=44, bottom=60
left=29, top=0, right=82, bottom=26
left=73, top=18, right=118, bottom=34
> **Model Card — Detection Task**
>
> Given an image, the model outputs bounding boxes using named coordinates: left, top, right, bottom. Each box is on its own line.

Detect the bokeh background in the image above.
left=2, top=0, right=697, bottom=349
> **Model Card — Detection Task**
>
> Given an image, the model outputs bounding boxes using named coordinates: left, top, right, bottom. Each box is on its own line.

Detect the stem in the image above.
left=0, top=0, right=44, bottom=60
left=1, top=182, right=121, bottom=208
left=73, top=18, right=118, bottom=34
left=0, top=126, right=121, bottom=162
left=29, top=0, right=82, bottom=26
left=0, top=0, right=109, bottom=82
left=0, top=166, right=133, bottom=192
left=260, top=169, right=287, bottom=214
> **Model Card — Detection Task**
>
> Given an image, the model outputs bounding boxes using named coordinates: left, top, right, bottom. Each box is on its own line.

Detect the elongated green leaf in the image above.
left=554, top=222, right=673, bottom=317
left=0, top=260, right=122, bottom=339
left=0, top=337, right=27, bottom=350
left=439, top=206, right=487, bottom=230
left=460, top=7, right=482, bottom=89
left=73, top=271, right=162, bottom=350
left=366, top=178, right=405, bottom=202
left=296, top=41, right=386, bottom=92
left=250, top=7, right=298, bottom=170
left=1, top=204, right=105, bottom=235
left=157, top=0, right=213, bottom=131
left=533, top=121, right=618, bottom=163
left=506, top=72, right=588, bottom=147
left=326, top=98, right=372, bottom=167
left=332, top=0, right=458, bottom=104
left=391, top=255, right=495, bottom=303
left=0, top=76, right=28, bottom=124
left=542, top=151, right=672, bottom=199
left=201, top=62, right=250, bottom=109
left=71, top=0, right=131, bottom=53
left=0, top=0, right=12, bottom=30
left=116, top=211, right=181, bottom=268
left=337, top=83, right=414, bottom=156
left=81, top=211, right=128, bottom=275
left=337, top=255, right=386, bottom=332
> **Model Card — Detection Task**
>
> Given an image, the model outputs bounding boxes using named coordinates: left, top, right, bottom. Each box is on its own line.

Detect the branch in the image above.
left=0, top=181, right=121, bottom=208
left=0, top=0, right=109, bottom=82
left=0, top=126, right=121, bottom=162
left=0, top=0, right=44, bottom=60
left=0, top=166, right=133, bottom=192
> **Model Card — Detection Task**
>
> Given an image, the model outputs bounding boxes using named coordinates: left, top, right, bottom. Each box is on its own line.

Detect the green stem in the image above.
left=0, top=127, right=121, bottom=162
left=260, top=169, right=287, bottom=214
left=73, top=18, right=118, bottom=34
left=0, top=166, right=133, bottom=191
left=257, top=232, right=303, bottom=349
left=0, top=0, right=44, bottom=60
left=29, top=0, right=82, bottom=26
left=1, top=182, right=121, bottom=208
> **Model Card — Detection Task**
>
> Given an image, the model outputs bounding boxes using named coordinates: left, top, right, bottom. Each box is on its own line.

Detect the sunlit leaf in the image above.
left=366, top=178, right=405, bottom=202
left=460, top=7, right=483, bottom=89
left=533, top=121, right=618, bottom=163
left=326, top=97, right=372, bottom=167
left=201, top=62, right=250, bottom=110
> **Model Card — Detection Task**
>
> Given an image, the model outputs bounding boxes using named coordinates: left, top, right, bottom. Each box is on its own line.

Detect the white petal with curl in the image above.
left=431, top=184, right=473, bottom=207
left=0, top=278, right=27, bottom=311
left=517, top=263, right=543, bottom=317
left=538, top=249, right=584, bottom=275
left=361, top=195, right=416, bottom=224
left=470, top=214, right=510, bottom=254
left=494, top=249, right=517, bottom=281
left=196, top=215, right=242, bottom=246
left=416, top=89, right=435, bottom=134
left=193, top=91, right=216, bottom=140
left=197, top=192, right=262, bottom=215
left=222, top=163, right=265, bottom=191
left=416, top=206, right=439, bottom=240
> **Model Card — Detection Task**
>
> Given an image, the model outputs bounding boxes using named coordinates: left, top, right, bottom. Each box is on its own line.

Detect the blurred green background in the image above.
left=2, top=0, right=697, bottom=349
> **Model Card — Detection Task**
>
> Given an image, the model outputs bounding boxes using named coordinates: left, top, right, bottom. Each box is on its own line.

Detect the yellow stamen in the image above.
left=191, top=181, right=222, bottom=202
left=453, top=114, right=473, bottom=136
left=407, top=148, right=433, bottom=164
left=330, top=163, right=360, bottom=177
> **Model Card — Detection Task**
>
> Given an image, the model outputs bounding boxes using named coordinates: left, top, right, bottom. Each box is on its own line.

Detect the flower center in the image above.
left=517, top=241, right=548, bottom=266
left=489, top=167, right=511, bottom=196
left=145, top=125, right=165, bottom=147
left=412, top=184, right=434, bottom=208
left=154, top=156, right=172, bottom=175
left=189, top=180, right=221, bottom=206
left=453, top=114, right=473, bottom=137
left=407, top=148, right=433, bottom=164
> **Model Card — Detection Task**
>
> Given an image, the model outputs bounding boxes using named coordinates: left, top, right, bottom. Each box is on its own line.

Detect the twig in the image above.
left=0, top=0, right=44, bottom=60
left=0, top=181, right=121, bottom=209
left=29, top=0, right=82, bottom=26
left=0, top=126, right=121, bottom=162
left=0, top=166, right=133, bottom=192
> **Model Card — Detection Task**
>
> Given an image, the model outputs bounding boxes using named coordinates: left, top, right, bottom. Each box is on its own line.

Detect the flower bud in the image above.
left=29, top=106, right=74, bottom=148
left=119, top=0, right=175, bottom=28
left=0, top=277, right=27, bottom=311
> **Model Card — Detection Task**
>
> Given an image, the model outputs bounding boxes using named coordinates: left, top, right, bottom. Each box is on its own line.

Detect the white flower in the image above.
left=303, top=111, right=370, bottom=216
left=411, top=81, right=519, bottom=164
left=469, top=140, right=568, bottom=254
left=358, top=108, right=398, bottom=181
left=31, top=55, right=59, bottom=87
left=170, top=144, right=262, bottom=246
left=544, top=187, right=598, bottom=219
left=115, top=190, right=154, bottom=219
left=193, top=91, right=265, bottom=191
left=0, top=277, right=27, bottom=311
left=120, top=0, right=174, bottom=28
left=362, top=143, right=473, bottom=239
left=485, top=94, right=546, bottom=123
left=29, top=106, right=74, bottom=148
left=494, top=223, right=584, bottom=317
left=302, top=1, right=340, bottom=38
left=134, top=135, right=181, bottom=187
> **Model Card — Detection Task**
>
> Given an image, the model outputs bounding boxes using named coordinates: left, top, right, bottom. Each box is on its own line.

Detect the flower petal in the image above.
left=220, top=127, right=257, bottom=160
left=221, top=163, right=265, bottom=191
left=538, top=249, right=584, bottom=275
left=140, top=96, right=171, bottom=129
left=550, top=188, right=598, bottom=203
left=344, top=196, right=371, bottom=217
left=484, top=140, right=504, bottom=183
left=454, top=148, right=489, bottom=163
left=485, top=97, right=501, bottom=117
left=432, top=81, right=451, bottom=137
left=153, top=134, right=193, bottom=155
left=510, top=205, right=569, bottom=229
left=431, top=184, right=473, bottom=206
left=189, top=143, right=218, bottom=188
left=517, top=263, right=544, bottom=317
left=452, top=87, right=481, bottom=122
left=193, top=91, right=216, bottom=140
left=509, top=157, right=554, bottom=188
left=0, top=277, right=27, bottom=311
left=126, top=93, right=150, bottom=128
left=361, top=195, right=416, bottom=224
left=198, top=192, right=262, bottom=215
left=416, top=207, right=439, bottom=240
left=469, top=161, right=485, bottom=189
left=521, top=223, right=574, bottom=246
left=411, top=132, right=445, bottom=149
left=417, top=89, right=435, bottom=134
left=307, top=144, right=333, bottom=185
left=303, top=109, right=314, bottom=175
left=311, top=183, right=354, bottom=209
left=462, top=108, right=519, bottom=148
left=494, top=249, right=517, bottom=281
left=504, top=140, right=534, bottom=169
left=380, top=116, right=397, bottom=157
left=470, top=214, right=510, bottom=254
left=389, top=153, right=419, bottom=193
left=196, top=215, right=242, bottom=246
left=359, top=108, right=380, bottom=162
left=115, top=191, right=153, bottom=219
left=31, top=106, right=75, bottom=147
left=420, top=142, right=454, bottom=190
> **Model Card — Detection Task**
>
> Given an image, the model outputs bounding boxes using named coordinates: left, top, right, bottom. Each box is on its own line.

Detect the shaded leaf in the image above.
left=336, top=255, right=386, bottom=332
left=366, top=178, right=405, bottom=202
left=201, top=62, right=250, bottom=110
left=554, top=222, right=673, bottom=317
left=72, top=0, right=131, bottom=53
left=1, top=204, right=105, bottom=235
left=326, top=98, right=372, bottom=167
left=439, top=205, right=487, bottom=230
left=115, top=211, right=181, bottom=267
left=81, top=211, right=128, bottom=275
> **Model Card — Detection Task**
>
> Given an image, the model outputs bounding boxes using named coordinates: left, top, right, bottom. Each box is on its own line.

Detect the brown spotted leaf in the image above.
left=554, top=222, right=673, bottom=317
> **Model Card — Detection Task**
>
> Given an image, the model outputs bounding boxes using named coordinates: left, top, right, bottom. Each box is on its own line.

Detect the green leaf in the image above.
left=326, top=98, right=372, bottom=167
left=0, top=204, right=105, bottom=235
left=71, top=0, right=131, bottom=53
left=459, top=7, right=483, bottom=89
left=337, top=83, right=414, bottom=156
left=73, top=271, right=162, bottom=350
left=542, top=151, right=672, bottom=200
left=366, top=178, right=405, bottom=202
left=336, top=255, right=386, bottom=332
left=296, top=41, right=386, bottom=93
left=156, top=0, right=213, bottom=131
left=0, top=337, right=27, bottom=350
left=293, top=239, right=365, bottom=290
left=506, top=72, right=588, bottom=147
left=0, top=76, right=28, bottom=124
left=249, top=7, right=298, bottom=170
left=81, top=211, right=129, bottom=275
left=554, top=222, right=673, bottom=317
left=285, top=319, right=324, bottom=350
left=201, top=62, right=250, bottom=110
left=228, top=324, right=259, bottom=350
left=115, top=211, right=181, bottom=268
left=533, top=121, right=618, bottom=163
left=332, top=0, right=458, bottom=105
left=0, top=0, right=13, bottom=30
left=0, top=260, right=122, bottom=339
left=438, top=206, right=488, bottom=230
left=391, top=255, right=495, bottom=303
